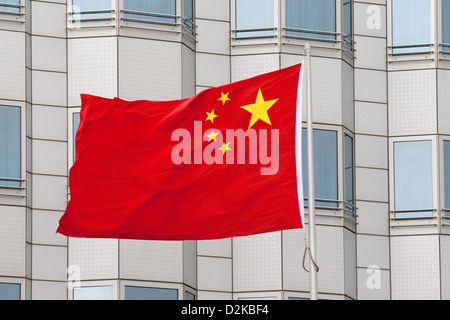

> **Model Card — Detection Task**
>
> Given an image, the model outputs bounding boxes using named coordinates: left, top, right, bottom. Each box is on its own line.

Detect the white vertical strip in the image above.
left=296, top=62, right=305, bottom=228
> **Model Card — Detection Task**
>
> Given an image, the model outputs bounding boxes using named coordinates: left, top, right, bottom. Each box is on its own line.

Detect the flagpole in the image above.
left=305, top=43, right=318, bottom=300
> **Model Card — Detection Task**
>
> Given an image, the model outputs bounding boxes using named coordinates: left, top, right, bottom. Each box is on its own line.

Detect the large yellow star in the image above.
left=240, top=88, right=279, bottom=129
left=205, top=130, right=219, bottom=142
left=219, top=142, right=231, bottom=155
left=218, top=92, right=231, bottom=105
left=205, top=109, right=218, bottom=123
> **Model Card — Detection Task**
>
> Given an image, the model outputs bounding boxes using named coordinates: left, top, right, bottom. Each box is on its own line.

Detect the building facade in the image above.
left=0, top=0, right=449, bottom=300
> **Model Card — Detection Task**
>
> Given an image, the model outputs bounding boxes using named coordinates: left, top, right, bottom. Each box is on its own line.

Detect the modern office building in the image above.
left=0, top=0, right=449, bottom=300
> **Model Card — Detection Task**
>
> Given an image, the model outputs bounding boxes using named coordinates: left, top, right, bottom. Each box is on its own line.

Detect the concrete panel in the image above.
left=353, top=2, right=386, bottom=38
left=196, top=19, right=230, bottom=55
left=196, top=0, right=229, bottom=21
left=197, top=238, right=232, bottom=258
left=31, top=210, right=65, bottom=246
left=119, top=37, right=182, bottom=101
left=355, top=101, right=387, bottom=136
left=31, top=245, right=67, bottom=281
left=438, top=69, right=450, bottom=134
left=0, top=205, right=26, bottom=277
left=355, top=69, right=387, bottom=103
left=355, top=135, right=388, bottom=169
left=441, top=236, right=450, bottom=300
left=357, top=234, right=390, bottom=269
left=68, top=37, right=117, bottom=106
left=0, top=30, right=25, bottom=101
left=391, top=235, right=440, bottom=300
left=389, top=70, right=437, bottom=136
left=119, top=240, right=183, bottom=283
left=197, top=53, right=230, bottom=87
left=355, top=167, right=388, bottom=202
left=233, top=232, right=282, bottom=292
left=32, top=139, right=67, bottom=176
left=69, top=238, right=119, bottom=280
left=355, top=200, right=389, bottom=235
left=31, top=1, right=66, bottom=38
left=31, top=174, right=67, bottom=211
left=31, top=36, right=66, bottom=72
left=197, top=256, right=232, bottom=291
left=31, top=105, right=67, bottom=141
left=31, top=280, right=67, bottom=300
left=32, top=71, right=67, bottom=106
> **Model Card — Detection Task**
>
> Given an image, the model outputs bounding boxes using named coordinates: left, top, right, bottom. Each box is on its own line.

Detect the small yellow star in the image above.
left=219, top=142, right=231, bottom=155
left=205, top=130, right=219, bottom=142
left=205, top=109, right=218, bottom=123
left=218, top=92, right=231, bottom=105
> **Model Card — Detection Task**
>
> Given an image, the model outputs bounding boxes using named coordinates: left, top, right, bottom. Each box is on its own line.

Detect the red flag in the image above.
left=57, top=63, right=304, bottom=240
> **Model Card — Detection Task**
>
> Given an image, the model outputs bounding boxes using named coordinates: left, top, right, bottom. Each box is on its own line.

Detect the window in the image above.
left=443, top=0, right=450, bottom=52
left=392, top=0, right=430, bottom=53
left=125, top=286, right=178, bottom=300
left=302, top=129, right=338, bottom=208
left=444, top=141, right=450, bottom=217
left=0, top=283, right=20, bottom=300
left=72, top=0, right=112, bottom=20
left=183, top=0, right=194, bottom=33
left=393, top=140, right=433, bottom=218
left=185, top=291, right=195, bottom=300
left=73, top=286, right=113, bottom=300
left=0, top=0, right=20, bottom=15
left=285, top=0, right=336, bottom=41
left=0, top=105, right=21, bottom=188
left=123, top=0, right=176, bottom=24
left=235, top=0, right=274, bottom=38
left=73, top=112, right=80, bottom=162
left=344, top=134, right=354, bottom=216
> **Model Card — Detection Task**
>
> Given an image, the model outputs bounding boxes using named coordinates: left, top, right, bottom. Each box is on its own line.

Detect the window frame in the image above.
left=0, top=101, right=26, bottom=197
left=120, top=280, right=184, bottom=300
left=440, top=135, right=450, bottom=219
left=389, top=136, right=439, bottom=223
left=0, top=0, right=26, bottom=23
left=68, top=107, right=81, bottom=171
left=68, top=280, right=118, bottom=300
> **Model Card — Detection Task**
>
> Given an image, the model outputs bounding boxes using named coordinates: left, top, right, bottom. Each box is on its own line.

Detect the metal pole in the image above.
left=305, top=43, right=318, bottom=300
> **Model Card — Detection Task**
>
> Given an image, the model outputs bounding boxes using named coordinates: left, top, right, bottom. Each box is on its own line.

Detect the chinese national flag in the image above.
left=57, top=63, right=305, bottom=240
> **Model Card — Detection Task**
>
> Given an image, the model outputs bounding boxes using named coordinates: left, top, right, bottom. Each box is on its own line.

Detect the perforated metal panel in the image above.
left=0, top=206, right=26, bottom=277
left=119, top=37, right=182, bottom=101
left=391, top=235, right=440, bottom=300
left=233, top=232, right=282, bottom=292
left=389, top=70, right=437, bottom=136
left=68, top=37, right=118, bottom=106
left=438, top=70, right=450, bottom=134
left=119, top=240, right=183, bottom=283
left=68, top=238, right=118, bottom=280
left=0, top=30, right=25, bottom=101
left=231, top=54, right=279, bottom=82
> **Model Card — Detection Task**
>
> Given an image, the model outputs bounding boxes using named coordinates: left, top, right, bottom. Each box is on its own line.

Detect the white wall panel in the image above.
left=31, top=245, right=66, bottom=281
left=0, top=206, right=26, bottom=277
left=197, top=238, right=232, bottom=257
left=388, top=70, right=437, bottom=136
left=119, top=240, right=183, bottom=283
left=344, top=229, right=357, bottom=299
left=30, top=1, right=66, bottom=38
left=32, top=140, right=67, bottom=176
left=198, top=257, right=232, bottom=291
left=182, top=45, right=196, bottom=99
left=441, top=236, right=450, bottom=300
left=342, top=61, right=354, bottom=131
left=355, top=200, right=389, bottom=235
left=231, top=54, right=279, bottom=82
left=355, top=69, right=387, bottom=103
left=357, top=267, right=390, bottom=300
left=31, top=210, right=65, bottom=246
left=31, top=175, right=67, bottom=211
left=197, top=53, right=230, bottom=87
left=0, top=30, right=25, bottom=101
left=31, top=105, right=67, bottom=141
left=354, top=36, right=386, bottom=71
left=32, top=71, right=67, bottom=106
left=391, top=235, right=440, bottom=300
left=68, top=37, right=117, bottom=106
left=183, top=240, right=197, bottom=288
left=69, top=238, right=118, bottom=280
left=31, top=36, right=66, bottom=72
left=119, top=37, right=181, bottom=101
left=438, top=69, right=450, bottom=134
left=31, top=280, right=67, bottom=300
left=355, top=167, right=388, bottom=202
left=353, top=2, right=386, bottom=38
left=355, top=101, right=387, bottom=136
left=233, top=232, right=282, bottom=292
left=196, top=0, right=229, bottom=21
left=357, top=235, right=389, bottom=269
left=196, top=19, right=230, bottom=55
left=355, top=135, right=387, bottom=169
